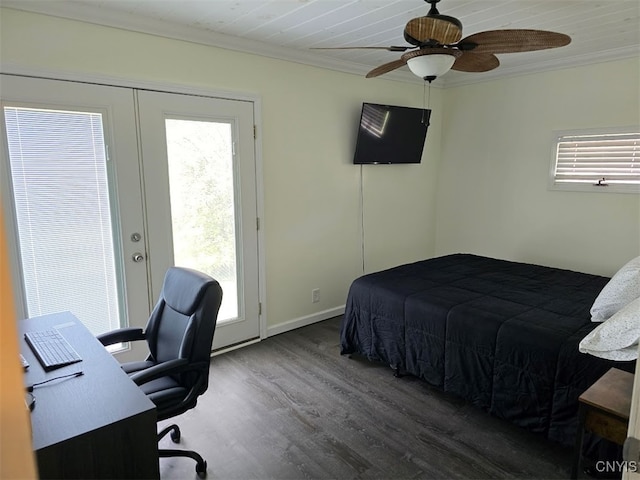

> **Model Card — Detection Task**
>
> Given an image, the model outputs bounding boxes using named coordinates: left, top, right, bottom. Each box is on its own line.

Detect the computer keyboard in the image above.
left=24, top=329, right=82, bottom=371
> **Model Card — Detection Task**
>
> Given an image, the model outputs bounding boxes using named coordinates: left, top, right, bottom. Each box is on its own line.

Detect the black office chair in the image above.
left=98, top=267, right=223, bottom=477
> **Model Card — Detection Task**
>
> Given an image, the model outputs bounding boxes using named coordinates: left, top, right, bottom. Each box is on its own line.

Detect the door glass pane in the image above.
left=3, top=106, right=124, bottom=335
left=165, top=118, right=239, bottom=322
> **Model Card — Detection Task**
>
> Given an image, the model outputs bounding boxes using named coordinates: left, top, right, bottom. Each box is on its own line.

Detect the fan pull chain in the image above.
left=422, top=80, right=431, bottom=124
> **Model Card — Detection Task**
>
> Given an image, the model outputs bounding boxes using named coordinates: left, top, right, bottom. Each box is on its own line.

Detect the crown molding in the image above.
left=440, top=45, right=640, bottom=88
left=0, top=3, right=440, bottom=87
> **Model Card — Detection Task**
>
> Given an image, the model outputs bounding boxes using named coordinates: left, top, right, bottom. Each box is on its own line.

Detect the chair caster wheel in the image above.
left=196, top=460, right=207, bottom=478
left=170, top=426, right=181, bottom=443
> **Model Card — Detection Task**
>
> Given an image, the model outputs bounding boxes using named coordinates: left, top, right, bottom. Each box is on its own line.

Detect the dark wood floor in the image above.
left=158, top=316, right=572, bottom=479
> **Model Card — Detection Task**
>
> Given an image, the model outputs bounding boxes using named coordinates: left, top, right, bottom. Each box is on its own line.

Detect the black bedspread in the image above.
left=341, top=254, right=634, bottom=445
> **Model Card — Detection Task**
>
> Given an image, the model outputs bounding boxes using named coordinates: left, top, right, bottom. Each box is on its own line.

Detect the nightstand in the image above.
left=572, top=367, right=634, bottom=479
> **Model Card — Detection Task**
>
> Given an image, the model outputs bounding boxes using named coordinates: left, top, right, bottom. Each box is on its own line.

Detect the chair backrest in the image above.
left=144, top=267, right=223, bottom=394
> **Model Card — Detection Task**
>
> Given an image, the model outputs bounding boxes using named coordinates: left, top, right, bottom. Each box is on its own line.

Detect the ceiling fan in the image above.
left=315, top=0, right=571, bottom=81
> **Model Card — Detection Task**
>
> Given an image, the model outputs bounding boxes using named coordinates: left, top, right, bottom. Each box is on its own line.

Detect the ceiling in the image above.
left=3, top=0, right=639, bottom=87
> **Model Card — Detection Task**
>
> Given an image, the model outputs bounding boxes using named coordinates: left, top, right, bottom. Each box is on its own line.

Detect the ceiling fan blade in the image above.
left=311, top=46, right=413, bottom=52
left=366, top=59, right=407, bottom=78
left=405, top=16, right=462, bottom=45
left=451, top=51, right=500, bottom=72
left=458, top=29, right=571, bottom=54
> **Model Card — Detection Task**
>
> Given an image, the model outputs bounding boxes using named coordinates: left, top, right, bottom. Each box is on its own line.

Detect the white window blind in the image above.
left=3, top=106, right=123, bottom=335
left=551, top=130, right=640, bottom=192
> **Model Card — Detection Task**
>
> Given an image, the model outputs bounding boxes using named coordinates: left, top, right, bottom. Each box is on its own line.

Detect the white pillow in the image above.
left=580, top=296, right=640, bottom=361
left=590, top=256, right=640, bottom=322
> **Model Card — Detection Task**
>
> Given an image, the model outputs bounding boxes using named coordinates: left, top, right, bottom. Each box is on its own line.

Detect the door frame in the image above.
left=0, top=65, right=267, bottom=343
left=136, top=89, right=261, bottom=349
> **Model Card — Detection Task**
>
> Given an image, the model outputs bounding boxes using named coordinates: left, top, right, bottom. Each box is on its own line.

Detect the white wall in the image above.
left=0, top=8, right=441, bottom=331
left=436, top=58, right=640, bottom=276
left=361, top=89, right=446, bottom=274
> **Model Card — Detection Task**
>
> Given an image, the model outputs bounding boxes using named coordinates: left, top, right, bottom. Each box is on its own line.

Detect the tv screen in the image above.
left=353, top=103, right=430, bottom=165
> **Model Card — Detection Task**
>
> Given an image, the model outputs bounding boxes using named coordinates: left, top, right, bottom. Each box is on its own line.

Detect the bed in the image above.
left=340, top=253, right=636, bottom=446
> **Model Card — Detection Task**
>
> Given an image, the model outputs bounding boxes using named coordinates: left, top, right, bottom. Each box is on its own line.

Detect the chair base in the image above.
left=158, top=424, right=207, bottom=478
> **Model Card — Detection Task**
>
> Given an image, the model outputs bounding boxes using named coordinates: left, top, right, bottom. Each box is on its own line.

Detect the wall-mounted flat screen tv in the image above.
left=353, top=103, right=430, bottom=165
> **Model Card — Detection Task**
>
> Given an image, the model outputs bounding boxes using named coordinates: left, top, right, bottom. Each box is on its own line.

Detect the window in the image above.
left=165, top=118, right=239, bottom=322
left=550, top=128, right=640, bottom=193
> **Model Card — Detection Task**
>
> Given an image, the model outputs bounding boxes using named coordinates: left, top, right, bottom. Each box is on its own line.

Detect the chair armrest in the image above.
left=129, top=359, right=210, bottom=386
left=97, top=327, right=145, bottom=346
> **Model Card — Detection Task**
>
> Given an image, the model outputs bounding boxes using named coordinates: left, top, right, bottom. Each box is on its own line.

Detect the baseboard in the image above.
left=211, top=337, right=261, bottom=357
left=266, top=305, right=345, bottom=337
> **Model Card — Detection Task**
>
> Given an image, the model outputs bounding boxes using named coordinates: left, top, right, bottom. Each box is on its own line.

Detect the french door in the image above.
left=136, top=90, right=260, bottom=350
left=0, top=74, right=260, bottom=357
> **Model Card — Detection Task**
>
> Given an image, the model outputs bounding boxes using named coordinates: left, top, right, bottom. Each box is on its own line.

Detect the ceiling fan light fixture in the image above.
left=402, top=49, right=460, bottom=80
left=327, top=0, right=572, bottom=81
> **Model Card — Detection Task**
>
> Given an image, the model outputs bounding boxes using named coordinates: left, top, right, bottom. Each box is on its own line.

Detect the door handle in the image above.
left=132, top=252, right=145, bottom=263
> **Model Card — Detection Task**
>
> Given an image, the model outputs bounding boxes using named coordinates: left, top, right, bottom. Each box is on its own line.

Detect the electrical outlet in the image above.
left=312, top=288, right=320, bottom=303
